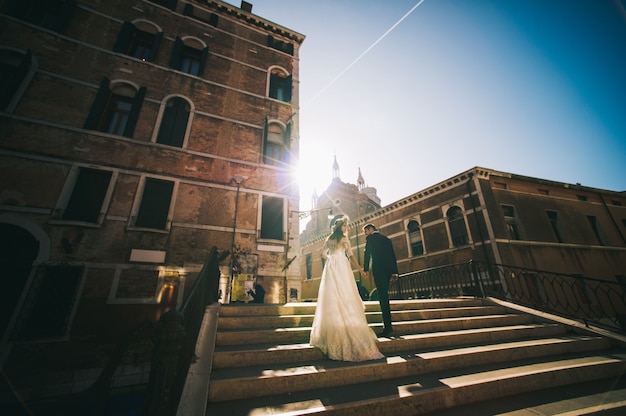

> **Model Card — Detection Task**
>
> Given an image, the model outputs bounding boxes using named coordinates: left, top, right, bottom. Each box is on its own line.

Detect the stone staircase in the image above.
left=192, top=298, right=626, bottom=415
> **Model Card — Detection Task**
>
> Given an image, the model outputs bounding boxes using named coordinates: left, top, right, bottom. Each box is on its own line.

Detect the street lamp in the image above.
left=227, top=175, right=246, bottom=303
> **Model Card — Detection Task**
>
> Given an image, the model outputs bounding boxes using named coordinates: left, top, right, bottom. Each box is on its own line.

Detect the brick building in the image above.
left=1, top=0, right=303, bottom=403
left=300, top=167, right=626, bottom=300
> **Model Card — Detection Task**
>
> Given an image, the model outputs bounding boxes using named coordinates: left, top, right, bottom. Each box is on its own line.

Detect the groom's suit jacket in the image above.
left=363, top=232, right=398, bottom=278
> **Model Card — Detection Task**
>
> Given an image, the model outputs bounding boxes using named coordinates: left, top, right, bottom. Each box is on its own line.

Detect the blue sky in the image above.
left=224, top=0, right=626, bottom=210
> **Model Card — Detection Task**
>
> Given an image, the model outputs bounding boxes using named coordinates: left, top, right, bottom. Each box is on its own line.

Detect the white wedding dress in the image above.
left=309, top=236, right=384, bottom=362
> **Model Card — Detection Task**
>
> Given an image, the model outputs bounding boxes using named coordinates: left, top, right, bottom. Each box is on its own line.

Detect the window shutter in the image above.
left=285, top=75, right=293, bottom=102
left=56, top=0, right=77, bottom=33
left=261, top=117, right=268, bottom=164
left=83, top=77, right=110, bottom=130
left=148, top=31, right=163, bottom=62
left=209, top=13, right=218, bottom=27
left=123, top=86, right=146, bottom=137
left=157, top=97, right=188, bottom=147
left=282, top=122, right=292, bottom=163
left=0, top=49, right=32, bottom=111
left=182, top=3, right=193, bottom=16
left=169, top=37, right=183, bottom=69
left=197, top=46, right=209, bottom=76
left=167, top=0, right=178, bottom=11
left=113, top=21, right=135, bottom=53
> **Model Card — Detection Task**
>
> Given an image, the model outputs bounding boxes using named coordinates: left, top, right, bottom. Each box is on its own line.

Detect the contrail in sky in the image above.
left=304, top=0, right=427, bottom=108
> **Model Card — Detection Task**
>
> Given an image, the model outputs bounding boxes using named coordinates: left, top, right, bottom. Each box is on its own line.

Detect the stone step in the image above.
left=213, top=323, right=567, bottom=369
left=217, top=305, right=509, bottom=329
left=217, top=298, right=485, bottom=317
left=205, top=351, right=626, bottom=415
left=208, top=335, right=612, bottom=402
left=215, top=313, right=536, bottom=346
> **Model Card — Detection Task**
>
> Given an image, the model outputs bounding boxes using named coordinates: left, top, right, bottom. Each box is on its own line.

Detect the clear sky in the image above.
left=225, top=0, right=626, bottom=211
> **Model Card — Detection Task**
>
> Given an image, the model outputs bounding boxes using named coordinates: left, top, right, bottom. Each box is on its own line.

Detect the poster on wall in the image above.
left=232, top=273, right=254, bottom=302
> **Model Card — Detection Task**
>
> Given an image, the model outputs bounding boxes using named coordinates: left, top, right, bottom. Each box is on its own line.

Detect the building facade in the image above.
left=1, top=0, right=303, bottom=400
left=300, top=167, right=626, bottom=300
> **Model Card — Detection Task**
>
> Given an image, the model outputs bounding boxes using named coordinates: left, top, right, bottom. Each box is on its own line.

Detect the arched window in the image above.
left=0, top=48, right=35, bottom=113
left=407, top=219, right=424, bottom=256
left=155, top=96, right=191, bottom=148
left=113, top=20, right=163, bottom=62
left=447, top=206, right=469, bottom=247
left=170, top=37, right=208, bottom=76
left=268, top=67, right=292, bottom=102
left=83, top=78, right=146, bottom=138
left=263, top=119, right=290, bottom=166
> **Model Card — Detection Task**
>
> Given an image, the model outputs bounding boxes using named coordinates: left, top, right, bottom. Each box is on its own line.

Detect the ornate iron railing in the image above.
left=390, top=260, right=626, bottom=334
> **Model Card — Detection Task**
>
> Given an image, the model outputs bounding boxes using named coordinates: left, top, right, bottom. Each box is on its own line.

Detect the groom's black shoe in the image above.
left=379, top=327, right=393, bottom=337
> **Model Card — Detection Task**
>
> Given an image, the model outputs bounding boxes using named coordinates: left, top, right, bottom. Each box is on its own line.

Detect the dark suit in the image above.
left=363, top=231, right=398, bottom=331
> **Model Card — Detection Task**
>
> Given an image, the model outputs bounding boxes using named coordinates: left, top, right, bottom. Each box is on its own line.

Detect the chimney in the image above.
left=241, top=1, right=252, bottom=13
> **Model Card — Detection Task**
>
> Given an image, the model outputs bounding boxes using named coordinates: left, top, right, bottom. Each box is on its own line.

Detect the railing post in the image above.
left=143, top=310, right=186, bottom=416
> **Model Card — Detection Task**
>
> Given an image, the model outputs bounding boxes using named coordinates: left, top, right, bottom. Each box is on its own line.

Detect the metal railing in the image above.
left=390, top=260, right=626, bottom=334
left=143, top=246, right=223, bottom=415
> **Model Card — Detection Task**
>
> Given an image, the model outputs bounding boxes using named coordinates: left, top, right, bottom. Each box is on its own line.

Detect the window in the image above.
left=407, top=219, right=424, bottom=256
left=84, top=77, right=146, bottom=138
left=113, top=21, right=163, bottom=62
left=61, top=168, right=113, bottom=223
left=305, top=253, right=312, bottom=280
left=4, top=0, right=76, bottom=32
left=586, top=215, right=606, bottom=246
left=577, top=195, right=588, bottom=201
left=182, top=3, right=219, bottom=26
left=134, top=178, right=175, bottom=230
left=170, top=37, right=208, bottom=76
left=156, top=96, right=191, bottom=147
left=260, top=196, right=284, bottom=240
left=268, top=68, right=292, bottom=102
left=263, top=119, right=290, bottom=166
left=148, top=0, right=177, bottom=10
left=447, top=206, right=469, bottom=247
left=546, top=210, right=565, bottom=243
left=502, top=205, right=522, bottom=240
left=0, top=49, right=35, bottom=112
left=12, top=264, right=83, bottom=340
left=267, top=35, right=294, bottom=55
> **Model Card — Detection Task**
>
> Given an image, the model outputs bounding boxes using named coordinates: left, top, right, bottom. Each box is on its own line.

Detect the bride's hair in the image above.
left=328, top=216, right=349, bottom=242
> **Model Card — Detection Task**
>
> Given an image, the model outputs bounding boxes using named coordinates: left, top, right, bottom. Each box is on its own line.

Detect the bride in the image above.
left=309, top=216, right=384, bottom=362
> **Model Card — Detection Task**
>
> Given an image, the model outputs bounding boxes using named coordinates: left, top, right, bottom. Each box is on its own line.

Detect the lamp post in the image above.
left=227, top=175, right=246, bottom=303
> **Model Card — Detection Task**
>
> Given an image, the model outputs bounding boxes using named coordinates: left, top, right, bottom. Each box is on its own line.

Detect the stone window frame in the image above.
left=51, top=164, right=118, bottom=227
left=406, top=218, right=425, bottom=257
left=107, top=267, right=183, bottom=306
left=262, top=118, right=291, bottom=166
left=83, top=77, right=146, bottom=138
left=169, top=36, right=208, bottom=77
left=152, top=94, right=194, bottom=148
left=128, top=175, right=178, bottom=233
left=267, top=65, right=292, bottom=103
left=112, top=19, right=164, bottom=62
left=0, top=47, right=37, bottom=113
left=258, top=195, right=285, bottom=242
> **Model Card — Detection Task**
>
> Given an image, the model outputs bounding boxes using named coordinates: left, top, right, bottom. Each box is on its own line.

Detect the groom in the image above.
left=362, top=223, right=398, bottom=337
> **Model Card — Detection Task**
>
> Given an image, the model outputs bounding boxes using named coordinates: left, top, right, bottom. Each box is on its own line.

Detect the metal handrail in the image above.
left=143, top=246, right=223, bottom=415
left=389, top=260, right=626, bottom=334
